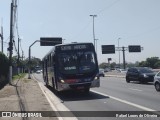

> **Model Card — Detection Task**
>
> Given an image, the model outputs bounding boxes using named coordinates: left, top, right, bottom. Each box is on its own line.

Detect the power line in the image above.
left=124, top=26, right=160, bottom=40
left=97, top=0, right=121, bottom=15
left=71, top=19, right=92, bottom=41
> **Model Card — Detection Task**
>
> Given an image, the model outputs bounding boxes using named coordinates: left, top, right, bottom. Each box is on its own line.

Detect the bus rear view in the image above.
left=43, top=43, right=100, bottom=93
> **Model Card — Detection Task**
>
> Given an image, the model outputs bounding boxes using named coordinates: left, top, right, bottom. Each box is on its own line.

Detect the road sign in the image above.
left=40, top=37, right=62, bottom=46
left=102, top=45, right=115, bottom=54
left=128, top=45, right=141, bottom=52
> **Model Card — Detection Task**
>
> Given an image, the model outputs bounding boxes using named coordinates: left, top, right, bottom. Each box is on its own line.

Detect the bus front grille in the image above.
left=69, top=83, right=91, bottom=89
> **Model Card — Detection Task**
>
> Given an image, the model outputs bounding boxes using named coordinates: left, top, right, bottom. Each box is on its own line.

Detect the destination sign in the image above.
left=60, top=44, right=90, bottom=51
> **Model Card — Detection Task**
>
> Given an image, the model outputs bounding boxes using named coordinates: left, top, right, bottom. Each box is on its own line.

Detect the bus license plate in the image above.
left=77, top=86, right=84, bottom=90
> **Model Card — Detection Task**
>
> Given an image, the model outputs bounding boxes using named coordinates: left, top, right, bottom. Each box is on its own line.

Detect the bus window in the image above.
left=58, top=51, right=96, bottom=75
left=79, top=52, right=96, bottom=73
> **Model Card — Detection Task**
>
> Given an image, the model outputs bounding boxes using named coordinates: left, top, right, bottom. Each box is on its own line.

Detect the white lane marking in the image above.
left=91, top=90, right=156, bottom=111
left=129, top=88, right=143, bottom=92
left=121, top=81, right=126, bottom=83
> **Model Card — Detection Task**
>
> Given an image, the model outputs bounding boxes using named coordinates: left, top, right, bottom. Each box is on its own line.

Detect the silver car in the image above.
left=99, top=69, right=105, bottom=77
left=154, top=71, right=160, bottom=91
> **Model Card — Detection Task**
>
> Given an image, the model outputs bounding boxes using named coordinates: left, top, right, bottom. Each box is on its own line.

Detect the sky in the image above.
left=0, top=0, right=160, bottom=64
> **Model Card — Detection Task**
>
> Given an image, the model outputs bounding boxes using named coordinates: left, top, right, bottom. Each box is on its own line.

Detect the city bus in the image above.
left=42, top=42, right=100, bottom=93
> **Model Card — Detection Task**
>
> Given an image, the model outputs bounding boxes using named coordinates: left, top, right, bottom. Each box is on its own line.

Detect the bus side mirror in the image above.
left=53, top=56, right=56, bottom=64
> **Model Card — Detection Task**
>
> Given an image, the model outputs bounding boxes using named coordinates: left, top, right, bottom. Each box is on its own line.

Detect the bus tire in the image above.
left=52, top=77, right=56, bottom=91
left=84, top=88, right=90, bottom=93
left=45, top=76, right=49, bottom=87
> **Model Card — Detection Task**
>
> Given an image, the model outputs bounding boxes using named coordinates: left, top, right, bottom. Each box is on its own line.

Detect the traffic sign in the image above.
left=40, top=37, right=62, bottom=46
left=128, top=45, right=141, bottom=52
left=102, top=45, right=115, bottom=54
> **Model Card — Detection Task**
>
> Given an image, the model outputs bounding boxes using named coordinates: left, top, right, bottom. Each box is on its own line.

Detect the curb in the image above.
left=32, top=74, right=78, bottom=120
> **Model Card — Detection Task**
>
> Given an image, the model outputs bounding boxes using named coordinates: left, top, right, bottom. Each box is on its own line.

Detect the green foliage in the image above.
left=139, top=57, right=160, bottom=69
left=110, top=62, right=116, bottom=69
left=13, top=73, right=27, bottom=80
left=24, top=57, right=42, bottom=70
left=99, top=62, right=108, bottom=69
left=0, top=52, right=9, bottom=77
left=154, top=61, right=160, bottom=68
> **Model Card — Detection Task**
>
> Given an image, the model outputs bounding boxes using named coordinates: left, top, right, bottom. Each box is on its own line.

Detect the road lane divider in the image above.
left=91, top=90, right=159, bottom=112
left=128, top=88, right=143, bottom=92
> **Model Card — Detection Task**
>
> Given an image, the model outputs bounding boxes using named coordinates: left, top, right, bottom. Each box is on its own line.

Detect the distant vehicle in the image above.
left=99, top=69, right=105, bottom=77
left=35, top=66, right=41, bottom=71
left=36, top=70, right=41, bottom=74
left=126, top=67, right=156, bottom=83
left=42, top=43, right=100, bottom=93
left=154, top=71, right=160, bottom=91
left=104, top=68, right=110, bottom=72
left=118, top=69, right=127, bottom=73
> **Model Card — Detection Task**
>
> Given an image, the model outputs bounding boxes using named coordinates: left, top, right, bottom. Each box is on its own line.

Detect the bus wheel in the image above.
left=45, top=77, right=49, bottom=87
left=84, top=88, right=90, bottom=93
left=52, top=77, right=56, bottom=91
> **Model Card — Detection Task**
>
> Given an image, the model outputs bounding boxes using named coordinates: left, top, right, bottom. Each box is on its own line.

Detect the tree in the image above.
left=0, top=52, right=9, bottom=77
left=25, top=57, right=42, bottom=71
left=154, top=61, right=160, bottom=68
left=146, top=57, right=159, bottom=68
left=99, top=62, right=108, bottom=69
left=110, top=62, right=116, bottom=69
left=139, top=61, right=149, bottom=67
left=139, top=57, right=160, bottom=69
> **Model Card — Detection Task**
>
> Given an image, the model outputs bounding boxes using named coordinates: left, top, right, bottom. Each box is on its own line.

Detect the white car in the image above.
left=99, top=69, right=105, bottom=77
left=154, top=71, right=160, bottom=91
left=36, top=70, right=41, bottom=74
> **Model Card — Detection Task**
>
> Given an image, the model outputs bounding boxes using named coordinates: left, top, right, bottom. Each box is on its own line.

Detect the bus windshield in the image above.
left=58, top=51, right=96, bottom=75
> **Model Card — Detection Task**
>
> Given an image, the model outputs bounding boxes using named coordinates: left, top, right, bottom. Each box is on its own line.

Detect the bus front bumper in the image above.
left=57, top=78, right=100, bottom=91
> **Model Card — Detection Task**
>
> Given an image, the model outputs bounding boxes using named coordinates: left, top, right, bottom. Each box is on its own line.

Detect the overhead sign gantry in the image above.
left=101, top=45, right=143, bottom=69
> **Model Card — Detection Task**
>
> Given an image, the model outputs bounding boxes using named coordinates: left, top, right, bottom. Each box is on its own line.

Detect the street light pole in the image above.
left=28, top=40, right=40, bottom=79
left=95, top=39, right=98, bottom=53
left=118, top=38, right=121, bottom=68
left=90, top=15, right=97, bottom=49
left=62, top=39, right=65, bottom=44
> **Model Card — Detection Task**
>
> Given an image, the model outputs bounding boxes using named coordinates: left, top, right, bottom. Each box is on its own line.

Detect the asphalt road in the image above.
left=33, top=73, right=160, bottom=120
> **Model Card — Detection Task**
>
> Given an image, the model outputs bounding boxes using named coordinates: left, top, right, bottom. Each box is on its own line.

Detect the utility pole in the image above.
left=115, top=46, right=127, bottom=69
left=118, top=38, right=121, bottom=68
left=9, top=0, right=15, bottom=84
left=90, top=15, right=97, bottom=50
left=17, top=38, right=20, bottom=74
left=122, top=47, right=126, bottom=69
left=0, top=26, right=3, bottom=53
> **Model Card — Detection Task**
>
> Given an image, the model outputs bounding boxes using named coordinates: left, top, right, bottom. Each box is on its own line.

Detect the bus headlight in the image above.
left=94, top=77, right=99, bottom=80
left=60, top=80, right=65, bottom=83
